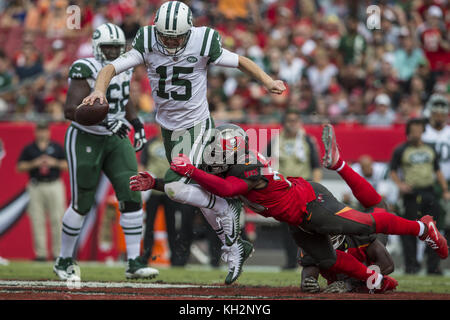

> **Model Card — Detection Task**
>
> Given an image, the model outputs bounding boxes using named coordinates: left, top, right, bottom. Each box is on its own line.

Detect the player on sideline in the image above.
left=132, top=123, right=448, bottom=291
left=83, top=1, right=286, bottom=284
left=53, top=23, right=158, bottom=281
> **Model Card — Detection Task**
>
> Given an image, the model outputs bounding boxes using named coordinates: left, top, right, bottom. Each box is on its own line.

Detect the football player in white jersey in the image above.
left=422, top=94, right=450, bottom=213
left=83, top=1, right=286, bottom=284
left=53, top=23, right=159, bottom=281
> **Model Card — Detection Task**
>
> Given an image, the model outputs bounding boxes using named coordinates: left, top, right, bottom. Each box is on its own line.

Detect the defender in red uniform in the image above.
left=131, top=124, right=448, bottom=292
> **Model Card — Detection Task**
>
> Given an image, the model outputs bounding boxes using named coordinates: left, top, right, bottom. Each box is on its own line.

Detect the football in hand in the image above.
left=74, top=100, right=109, bottom=126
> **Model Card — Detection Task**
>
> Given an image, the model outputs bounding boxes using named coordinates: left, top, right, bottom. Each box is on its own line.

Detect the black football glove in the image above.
left=105, top=119, right=130, bottom=139
left=301, top=276, right=321, bottom=293
left=130, top=118, right=147, bottom=152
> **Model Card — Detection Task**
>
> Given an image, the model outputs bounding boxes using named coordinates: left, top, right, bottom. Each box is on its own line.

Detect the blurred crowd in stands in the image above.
left=0, top=0, right=448, bottom=124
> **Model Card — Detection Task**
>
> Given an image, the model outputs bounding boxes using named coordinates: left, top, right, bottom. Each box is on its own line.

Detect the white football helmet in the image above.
left=92, top=23, right=126, bottom=63
left=154, top=1, right=193, bottom=56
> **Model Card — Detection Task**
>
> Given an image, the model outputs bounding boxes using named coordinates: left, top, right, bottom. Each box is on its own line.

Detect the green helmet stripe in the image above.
left=112, top=23, right=119, bottom=39
left=200, top=27, right=211, bottom=56
left=165, top=1, right=173, bottom=30
left=173, top=1, right=181, bottom=31
left=105, top=23, right=113, bottom=37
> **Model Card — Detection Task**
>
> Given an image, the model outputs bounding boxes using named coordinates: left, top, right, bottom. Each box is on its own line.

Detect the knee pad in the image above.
left=164, top=181, right=190, bottom=203
left=119, top=201, right=141, bottom=213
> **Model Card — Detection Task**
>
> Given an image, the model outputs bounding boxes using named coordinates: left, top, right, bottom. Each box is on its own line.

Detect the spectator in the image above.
left=366, top=94, right=396, bottom=127
left=139, top=131, right=198, bottom=266
left=16, top=122, right=67, bottom=261
left=338, top=16, right=366, bottom=66
left=13, top=35, right=44, bottom=81
left=390, top=118, right=449, bottom=274
left=306, top=48, right=338, bottom=95
left=0, top=50, right=14, bottom=92
left=417, top=6, right=450, bottom=74
left=268, top=109, right=322, bottom=269
left=392, top=31, right=427, bottom=83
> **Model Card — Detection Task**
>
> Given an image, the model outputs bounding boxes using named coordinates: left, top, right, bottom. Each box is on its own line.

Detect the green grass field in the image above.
left=1, top=261, right=449, bottom=293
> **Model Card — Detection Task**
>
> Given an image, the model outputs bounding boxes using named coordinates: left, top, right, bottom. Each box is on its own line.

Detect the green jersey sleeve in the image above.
left=208, top=29, right=223, bottom=63
left=68, top=62, right=93, bottom=79
left=200, top=28, right=223, bottom=63
left=132, top=26, right=152, bottom=55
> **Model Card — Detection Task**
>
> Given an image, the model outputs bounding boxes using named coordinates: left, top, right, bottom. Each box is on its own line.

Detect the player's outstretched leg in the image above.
left=322, top=124, right=381, bottom=208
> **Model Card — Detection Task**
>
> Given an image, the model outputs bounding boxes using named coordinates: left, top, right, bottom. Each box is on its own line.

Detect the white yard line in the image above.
left=0, top=280, right=222, bottom=289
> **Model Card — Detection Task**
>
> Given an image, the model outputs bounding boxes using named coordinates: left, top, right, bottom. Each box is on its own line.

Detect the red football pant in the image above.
left=337, top=162, right=382, bottom=208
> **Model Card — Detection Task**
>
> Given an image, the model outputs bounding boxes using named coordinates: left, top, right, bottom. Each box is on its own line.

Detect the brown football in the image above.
left=74, top=100, right=109, bottom=126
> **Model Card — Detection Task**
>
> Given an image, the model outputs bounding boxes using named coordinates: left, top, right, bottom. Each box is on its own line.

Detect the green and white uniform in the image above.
left=66, top=58, right=140, bottom=213
left=111, top=25, right=239, bottom=182
left=69, top=58, right=132, bottom=135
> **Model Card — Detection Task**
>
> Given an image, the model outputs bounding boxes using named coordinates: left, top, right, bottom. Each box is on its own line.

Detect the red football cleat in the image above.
left=419, top=215, right=449, bottom=259
left=321, top=124, right=342, bottom=170
left=375, top=276, right=398, bottom=293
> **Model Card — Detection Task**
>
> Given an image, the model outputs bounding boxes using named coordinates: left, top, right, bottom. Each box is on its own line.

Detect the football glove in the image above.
left=105, top=119, right=130, bottom=139
left=130, top=118, right=147, bottom=152
left=301, top=276, right=320, bottom=293
left=170, top=154, right=196, bottom=177
left=323, top=281, right=350, bottom=293
left=130, top=172, right=155, bottom=191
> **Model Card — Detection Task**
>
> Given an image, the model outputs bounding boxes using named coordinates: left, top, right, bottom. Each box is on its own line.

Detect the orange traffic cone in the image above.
left=150, top=205, right=170, bottom=266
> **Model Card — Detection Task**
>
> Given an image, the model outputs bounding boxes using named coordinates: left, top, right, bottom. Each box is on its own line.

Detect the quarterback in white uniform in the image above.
left=83, top=1, right=286, bottom=285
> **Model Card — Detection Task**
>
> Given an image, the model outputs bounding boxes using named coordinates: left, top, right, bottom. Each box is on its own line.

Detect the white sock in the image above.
left=200, top=208, right=225, bottom=245
left=120, top=210, right=143, bottom=260
left=60, top=207, right=86, bottom=258
left=417, top=221, right=425, bottom=237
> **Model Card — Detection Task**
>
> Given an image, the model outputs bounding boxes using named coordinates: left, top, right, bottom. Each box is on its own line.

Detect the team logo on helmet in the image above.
left=93, top=30, right=101, bottom=40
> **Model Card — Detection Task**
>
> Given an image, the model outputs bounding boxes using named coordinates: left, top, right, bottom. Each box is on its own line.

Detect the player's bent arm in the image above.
left=64, top=79, right=92, bottom=121
left=366, top=239, right=394, bottom=275
left=83, top=49, right=144, bottom=106
left=190, top=169, right=254, bottom=197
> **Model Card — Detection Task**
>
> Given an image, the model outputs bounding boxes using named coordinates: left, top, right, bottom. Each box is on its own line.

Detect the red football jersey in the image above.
left=226, top=151, right=316, bottom=225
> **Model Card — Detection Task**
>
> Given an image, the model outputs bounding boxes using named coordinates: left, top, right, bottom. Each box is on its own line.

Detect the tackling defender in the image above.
left=83, top=1, right=286, bottom=284
left=132, top=123, right=448, bottom=290
left=53, top=23, right=158, bottom=280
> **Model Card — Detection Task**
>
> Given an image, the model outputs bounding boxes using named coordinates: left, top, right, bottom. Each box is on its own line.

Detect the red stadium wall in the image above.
left=0, top=122, right=406, bottom=260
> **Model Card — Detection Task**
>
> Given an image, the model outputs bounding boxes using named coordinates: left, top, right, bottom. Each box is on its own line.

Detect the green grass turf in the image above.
left=0, top=261, right=449, bottom=293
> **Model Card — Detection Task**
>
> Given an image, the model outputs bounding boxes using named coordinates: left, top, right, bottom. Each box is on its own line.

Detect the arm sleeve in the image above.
left=211, top=48, right=239, bottom=68
left=110, top=48, right=144, bottom=75
left=190, top=168, right=250, bottom=197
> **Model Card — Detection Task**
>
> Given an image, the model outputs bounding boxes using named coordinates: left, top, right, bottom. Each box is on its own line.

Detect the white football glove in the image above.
left=130, top=118, right=147, bottom=152
left=105, top=119, right=130, bottom=139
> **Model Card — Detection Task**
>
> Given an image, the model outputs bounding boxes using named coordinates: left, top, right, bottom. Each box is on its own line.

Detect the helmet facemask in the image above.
left=202, top=125, right=249, bottom=175
left=155, top=29, right=191, bottom=56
